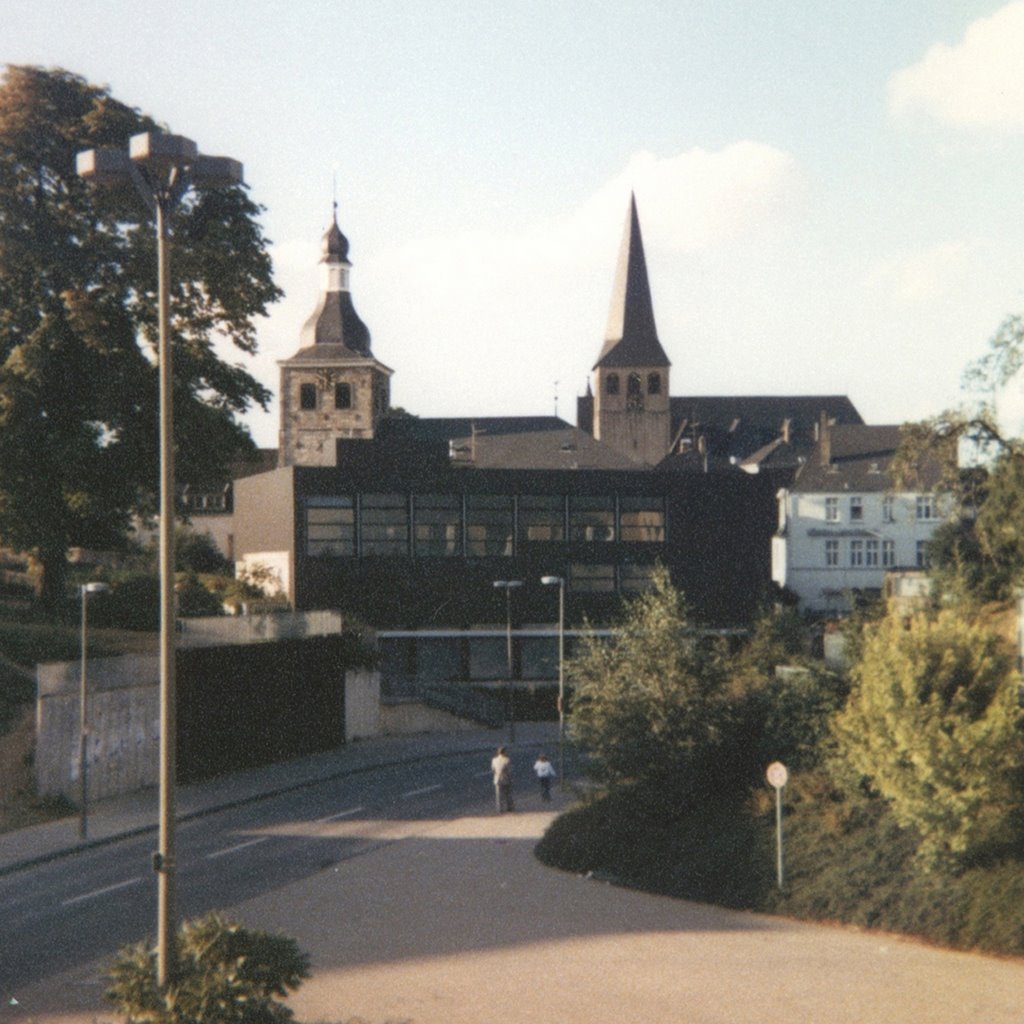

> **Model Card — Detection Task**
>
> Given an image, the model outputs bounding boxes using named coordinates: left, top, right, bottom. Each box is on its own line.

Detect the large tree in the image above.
left=0, top=66, right=280, bottom=607
left=567, top=568, right=729, bottom=798
left=831, top=607, right=1023, bottom=867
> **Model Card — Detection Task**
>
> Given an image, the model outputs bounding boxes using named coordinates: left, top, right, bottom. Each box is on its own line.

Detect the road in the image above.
left=5, top=744, right=1024, bottom=1023
left=0, top=747, right=505, bottom=1007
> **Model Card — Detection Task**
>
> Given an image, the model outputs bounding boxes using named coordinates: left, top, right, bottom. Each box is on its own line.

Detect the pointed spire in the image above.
left=594, top=194, right=670, bottom=370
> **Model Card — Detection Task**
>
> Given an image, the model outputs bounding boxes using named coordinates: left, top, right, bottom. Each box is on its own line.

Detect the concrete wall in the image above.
left=379, top=701, right=478, bottom=736
left=36, top=654, right=160, bottom=803
left=36, top=653, right=380, bottom=803
left=345, top=668, right=381, bottom=741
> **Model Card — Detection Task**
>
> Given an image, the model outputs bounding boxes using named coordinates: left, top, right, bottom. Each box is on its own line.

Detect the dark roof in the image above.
left=593, top=195, right=671, bottom=371
left=792, top=424, right=939, bottom=493
left=344, top=416, right=643, bottom=472
left=669, top=394, right=862, bottom=460
left=294, top=290, right=371, bottom=357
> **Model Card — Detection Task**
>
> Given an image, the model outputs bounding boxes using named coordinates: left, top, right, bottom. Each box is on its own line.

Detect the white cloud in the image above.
left=866, top=240, right=976, bottom=306
left=889, top=2, right=1024, bottom=130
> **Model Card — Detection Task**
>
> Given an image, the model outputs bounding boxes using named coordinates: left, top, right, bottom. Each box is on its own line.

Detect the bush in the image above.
left=107, top=913, right=310, bottom=1024
left=831, top=607, right=1024, bottom=867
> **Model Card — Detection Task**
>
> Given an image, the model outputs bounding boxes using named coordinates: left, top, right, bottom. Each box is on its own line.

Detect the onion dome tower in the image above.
left=278, top=205, right=393, bottom=466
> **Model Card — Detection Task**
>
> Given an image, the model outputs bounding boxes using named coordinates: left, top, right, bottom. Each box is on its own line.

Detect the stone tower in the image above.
left=590, top=195, right=671, bottom=466
left=278, top=207, right=392, bottom=466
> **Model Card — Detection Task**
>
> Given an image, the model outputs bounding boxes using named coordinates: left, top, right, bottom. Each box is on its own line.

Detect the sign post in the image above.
left=766, top=761, right=788, bottom=890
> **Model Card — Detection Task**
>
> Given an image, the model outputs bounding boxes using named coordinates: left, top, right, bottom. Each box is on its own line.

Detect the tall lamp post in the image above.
left=493, top=580, right=523, bottom=743
left=77, top=133, right=242, bottom=987
left=540, top=575, right=565, bottom=787
left=79, top=581, right=110, bottom=840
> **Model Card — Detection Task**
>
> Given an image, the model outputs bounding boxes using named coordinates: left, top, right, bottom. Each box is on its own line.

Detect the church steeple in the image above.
left=278, top=204, right=392, bottom=467
left=594, top=193, right=670, bottom=370
left=586, top=195, right=672, bottom=466
left=298, top=203, right=372, bottom=355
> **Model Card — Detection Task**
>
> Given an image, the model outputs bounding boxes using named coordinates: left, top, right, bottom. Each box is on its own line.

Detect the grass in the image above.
left=537, top=775, right=1024, bottom=958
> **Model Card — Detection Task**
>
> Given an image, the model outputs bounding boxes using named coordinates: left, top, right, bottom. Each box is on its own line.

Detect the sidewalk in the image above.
left=0, top=721, right=559, bottom=877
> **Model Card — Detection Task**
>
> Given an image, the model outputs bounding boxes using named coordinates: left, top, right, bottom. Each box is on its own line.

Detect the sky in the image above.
left=6, top=0, right=1024, bottom=448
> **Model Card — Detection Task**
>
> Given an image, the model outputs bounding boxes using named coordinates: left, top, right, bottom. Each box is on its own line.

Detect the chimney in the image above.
left=781, top=418, right=791, bottom=445
left=819, top=412, right=831, bottom=467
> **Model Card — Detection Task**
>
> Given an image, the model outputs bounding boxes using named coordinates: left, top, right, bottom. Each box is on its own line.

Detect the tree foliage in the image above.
left=106, top=913, right=310, bottom=1024
left=567, top=567, right=728, bottom=797
left=831, top=607, right=1023, bottom=867
left=0, top=66, right=280, bottom=607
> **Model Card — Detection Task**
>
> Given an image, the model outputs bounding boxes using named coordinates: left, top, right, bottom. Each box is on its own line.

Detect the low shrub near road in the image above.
left=537, top=773, right=1024, bottom=957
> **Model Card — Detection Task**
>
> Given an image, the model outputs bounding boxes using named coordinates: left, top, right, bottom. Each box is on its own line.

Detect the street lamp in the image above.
left=541, top=575, right=566, bottom=788
left=79, top=581, right=110, bottom=840
left=493, top=580, right=523, bottom=743
left=77, top=132, right=242, bottom=987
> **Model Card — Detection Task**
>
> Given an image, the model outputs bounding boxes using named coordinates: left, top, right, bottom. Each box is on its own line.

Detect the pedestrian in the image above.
left=533, top=753, right=556, bottom=801
left=491, top=745, right=514, bottom=813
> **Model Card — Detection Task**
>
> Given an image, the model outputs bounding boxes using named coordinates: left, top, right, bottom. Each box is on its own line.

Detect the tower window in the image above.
left=605, top=374, right=620, bottom=396
left=627, top=373, right=643, bottom=411
left=647, top=373, right=661, bottom=395
left=299, top=383, right=317, bottom=410
left=334, top=382, right=352, bottom=410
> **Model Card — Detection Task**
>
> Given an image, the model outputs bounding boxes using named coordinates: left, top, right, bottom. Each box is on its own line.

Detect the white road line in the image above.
left=62, top=876, right=143, bottom=907
left=206, top=836, right=270, bottom=860
left=315, top=806, right=364, bottom=824
left=401, top=783, right=443, bottom=799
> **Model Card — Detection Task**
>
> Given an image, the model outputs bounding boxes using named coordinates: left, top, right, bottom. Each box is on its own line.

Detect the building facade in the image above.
left=772, top=422, right=944, bottom=613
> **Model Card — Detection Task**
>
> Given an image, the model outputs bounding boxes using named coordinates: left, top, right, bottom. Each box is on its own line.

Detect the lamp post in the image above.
left=541, top=575, right=565, bottom=787
left=493, top=580, right=523, bottom=743
left=79, top=581, right=110, bottom=840
left=77, top=133, right=242, bottom=987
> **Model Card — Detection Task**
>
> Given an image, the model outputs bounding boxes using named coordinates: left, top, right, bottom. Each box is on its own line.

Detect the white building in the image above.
left=772, top=422, right=944, bottom=614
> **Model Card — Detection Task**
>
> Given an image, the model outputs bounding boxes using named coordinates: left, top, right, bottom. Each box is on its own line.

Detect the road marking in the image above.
left=401, top=784, right=443, bottom=799
left=206, top=836, right=270, bottom=859
left=62, top=876, right=143, bottom=907
left=315, top=806, right=364, bottom=824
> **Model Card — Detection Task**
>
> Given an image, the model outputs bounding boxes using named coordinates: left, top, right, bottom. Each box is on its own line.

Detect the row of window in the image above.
left=605, top=372, right=662, bottom=397
left=823, top=495, right=936, bottom=523
left=824, top=538, right=930, bottom=569
left=305, top=493, right=667, bottom=558
left=300, top=381, right=351, bottom=411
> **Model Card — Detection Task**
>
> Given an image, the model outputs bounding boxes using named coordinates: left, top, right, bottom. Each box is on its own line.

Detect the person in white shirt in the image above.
left=491, top=746, right=513, bottom=813
left=533, top=753, right=556, bottom=801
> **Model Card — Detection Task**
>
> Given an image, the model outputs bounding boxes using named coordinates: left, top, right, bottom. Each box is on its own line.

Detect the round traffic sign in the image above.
left=766, top=761, right=788, bottom=789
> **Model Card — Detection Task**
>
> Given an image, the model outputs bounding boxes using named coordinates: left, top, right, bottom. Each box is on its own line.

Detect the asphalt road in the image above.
left=0, top=747, right=506, bottom=1006
left=6, top=746, right=1024, bottom=1023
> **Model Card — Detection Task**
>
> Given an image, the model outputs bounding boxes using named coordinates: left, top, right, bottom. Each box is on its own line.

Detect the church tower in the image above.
left=278, top=207, right=393, bottom=466
left=590, top=195, right=671, bottom=466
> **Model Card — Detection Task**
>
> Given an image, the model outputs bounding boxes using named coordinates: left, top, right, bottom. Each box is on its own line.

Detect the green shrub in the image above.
left=107, top=913, right=310, bottom=1024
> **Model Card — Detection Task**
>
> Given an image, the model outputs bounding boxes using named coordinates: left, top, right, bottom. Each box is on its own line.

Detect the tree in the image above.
left=0, top=66, right=280, bottom=608
left=567, top=567, right=728, bottom=798
left=107, top=913, right=310, bottom=1024
left=831, top=607, right=1023, bottom=867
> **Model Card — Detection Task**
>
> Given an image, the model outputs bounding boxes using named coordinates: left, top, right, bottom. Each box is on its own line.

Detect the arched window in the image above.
left=605, top=373, right=620, bottom=396
left=627, top=373, right=643, bottom=411
left=647, top=372, right=661, bottom=395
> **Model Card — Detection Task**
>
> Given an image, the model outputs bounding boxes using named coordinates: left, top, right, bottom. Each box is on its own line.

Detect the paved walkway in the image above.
left=5, top=723, right=1024, bottom=1023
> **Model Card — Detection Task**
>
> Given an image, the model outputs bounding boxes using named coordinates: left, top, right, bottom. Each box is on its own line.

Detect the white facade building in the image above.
left=772, top=423, right=944, bottom=613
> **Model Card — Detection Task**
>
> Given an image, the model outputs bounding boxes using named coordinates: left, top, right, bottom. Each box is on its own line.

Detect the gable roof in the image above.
left=792, top=424, right=940, bottom=493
